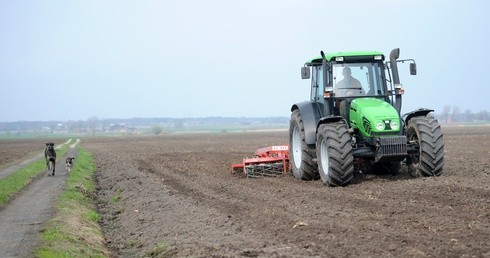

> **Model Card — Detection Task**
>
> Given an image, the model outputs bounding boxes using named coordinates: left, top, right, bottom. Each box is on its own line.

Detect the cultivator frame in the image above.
left=231, top=145, right=290, bottom=178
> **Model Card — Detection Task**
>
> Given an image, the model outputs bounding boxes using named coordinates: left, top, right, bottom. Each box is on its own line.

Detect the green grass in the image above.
left=0, top=158, right=46, bottom=205
left=145, top=241, right=169, bottom=257
left=109, top=193, right=122, bottom=204
left=0, top=140, right=71, bottom=206
left=36, top=147, right=110, bottom=258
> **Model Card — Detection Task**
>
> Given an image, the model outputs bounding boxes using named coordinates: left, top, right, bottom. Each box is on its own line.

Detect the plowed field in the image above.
left=84, top=126, right=490, bottom=257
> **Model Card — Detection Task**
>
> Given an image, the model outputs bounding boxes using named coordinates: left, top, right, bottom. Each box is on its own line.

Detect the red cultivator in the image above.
left=231, top=145, right=290, bottom=178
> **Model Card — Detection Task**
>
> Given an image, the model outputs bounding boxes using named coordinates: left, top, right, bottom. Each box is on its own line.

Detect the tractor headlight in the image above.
left=390, top=121, right=400, bottom=130
left=376, top=121, right=385, bottom=131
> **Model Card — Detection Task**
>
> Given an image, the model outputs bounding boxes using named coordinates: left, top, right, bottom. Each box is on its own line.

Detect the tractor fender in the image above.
left=291, top=102, right=322, bottom=145
left=317, top=116, right=345, bottom=130
left=403, top=108, right=434, bottom=126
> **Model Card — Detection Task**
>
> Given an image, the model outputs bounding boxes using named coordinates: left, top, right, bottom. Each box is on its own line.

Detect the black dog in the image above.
left=44, top=143, right=56, bottom=176
left=65, top=156, right=75, bottom=172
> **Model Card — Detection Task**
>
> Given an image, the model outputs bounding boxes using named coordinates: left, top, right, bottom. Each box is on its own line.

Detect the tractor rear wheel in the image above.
left=289, top=110, right=318, bottom=180
left=406, top=115, right=444, bottom=177
left=316, top=121, right=354, bottom=186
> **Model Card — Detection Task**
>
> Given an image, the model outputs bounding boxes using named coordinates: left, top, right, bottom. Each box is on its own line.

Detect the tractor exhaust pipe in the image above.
left=390, top=48, right=401, bottom=86
left=390, top=48, right=402, bottom=115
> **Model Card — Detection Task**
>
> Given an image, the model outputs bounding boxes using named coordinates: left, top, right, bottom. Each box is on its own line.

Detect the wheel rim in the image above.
left=409, top=132, right=420, bottom=166
left=292, top=125, right=302, bottom=169
left=320, top=138, right=330, bottom=177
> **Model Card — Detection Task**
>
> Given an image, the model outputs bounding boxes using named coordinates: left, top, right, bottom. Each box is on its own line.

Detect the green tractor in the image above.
left=290, top=48, right=444, bottom=186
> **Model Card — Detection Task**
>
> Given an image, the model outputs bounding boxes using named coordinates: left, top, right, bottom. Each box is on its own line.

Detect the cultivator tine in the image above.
left=231, top=165, right=246, bottom=178
left=245, top=162, right=285, bottom=178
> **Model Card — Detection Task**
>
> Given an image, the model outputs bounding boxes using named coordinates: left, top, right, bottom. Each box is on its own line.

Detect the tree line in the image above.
left=438, top=105, right=489, bottom=124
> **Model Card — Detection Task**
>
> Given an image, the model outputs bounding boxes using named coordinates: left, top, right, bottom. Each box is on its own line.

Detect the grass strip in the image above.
left=0, top=141, right=70, bottom=206
left=36, top=147, right=110, bottom=258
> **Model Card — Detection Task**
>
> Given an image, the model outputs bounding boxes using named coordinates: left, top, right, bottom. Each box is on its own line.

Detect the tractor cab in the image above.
left=302, top=51, right=391, bottom=122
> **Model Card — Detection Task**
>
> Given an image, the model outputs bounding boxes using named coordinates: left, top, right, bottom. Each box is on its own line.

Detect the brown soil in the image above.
left=84, top=126, right=490, bottom=257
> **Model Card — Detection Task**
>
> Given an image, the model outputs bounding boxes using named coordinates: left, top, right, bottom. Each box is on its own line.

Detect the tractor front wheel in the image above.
left=316, top=122, right=354, bottom=186
left=406, top=115, right=444, bottom=177
left=289, top=110, right=318, bottom=180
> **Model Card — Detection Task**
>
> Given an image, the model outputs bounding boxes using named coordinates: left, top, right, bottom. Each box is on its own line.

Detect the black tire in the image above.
left=289, top=110, right=319, bottom=180
left=316, top=122, right=354, bottom=186
left=406, top=115, right=444, bottom=177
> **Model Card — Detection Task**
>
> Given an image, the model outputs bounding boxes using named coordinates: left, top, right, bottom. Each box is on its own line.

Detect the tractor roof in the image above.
left=308, top=51, right=384, bottom=64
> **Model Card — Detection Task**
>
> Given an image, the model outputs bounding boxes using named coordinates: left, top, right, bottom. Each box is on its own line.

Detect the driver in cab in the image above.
left=335, top=66, right=365, bottom=97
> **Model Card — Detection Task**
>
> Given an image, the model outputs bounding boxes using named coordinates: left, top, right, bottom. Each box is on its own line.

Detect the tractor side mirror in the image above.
left=301, top=66, right=310, bottom=79
left=410, top=63, right=417, bottom=75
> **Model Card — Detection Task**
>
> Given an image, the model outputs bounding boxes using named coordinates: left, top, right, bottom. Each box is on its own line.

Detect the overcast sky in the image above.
left=1, top=0, right=489, bottom=122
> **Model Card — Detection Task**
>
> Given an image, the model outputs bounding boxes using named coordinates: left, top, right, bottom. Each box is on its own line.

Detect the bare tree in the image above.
left=478, top=110, right=489, bottom=121
left=152, top=125, right=163, bottom=135
left=174, top=119, right=185, bottom=129
left=450, top=105, right=460, bottom=123
left=463, top=109, right=473, bottom=122
left=441, top=105, right=451, bottom=124
left=88, top=116, right=98, bottom=136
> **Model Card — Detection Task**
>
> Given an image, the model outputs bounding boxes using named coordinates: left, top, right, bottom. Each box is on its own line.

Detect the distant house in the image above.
left=109, top=123, right=127, bottom=132
left=54, top=123, right=68, bottom=134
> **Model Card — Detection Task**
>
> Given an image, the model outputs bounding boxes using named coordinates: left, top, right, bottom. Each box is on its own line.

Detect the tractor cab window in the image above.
left=332, top=62, right=385, bottom=97
left=310, top=65, right=324, bottom=102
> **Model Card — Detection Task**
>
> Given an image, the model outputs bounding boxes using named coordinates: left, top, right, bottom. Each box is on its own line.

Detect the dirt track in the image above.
left=85, top=126, right=490, bottom=257
left=0, top=143, right=77, bottom=257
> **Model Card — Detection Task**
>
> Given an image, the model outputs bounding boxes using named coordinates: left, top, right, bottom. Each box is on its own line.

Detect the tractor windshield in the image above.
left=332, top=62, right=385, bottom=97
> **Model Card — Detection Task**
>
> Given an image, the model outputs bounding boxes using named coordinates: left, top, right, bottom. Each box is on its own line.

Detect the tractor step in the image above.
left=231, top=145, right=290, bottom=178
